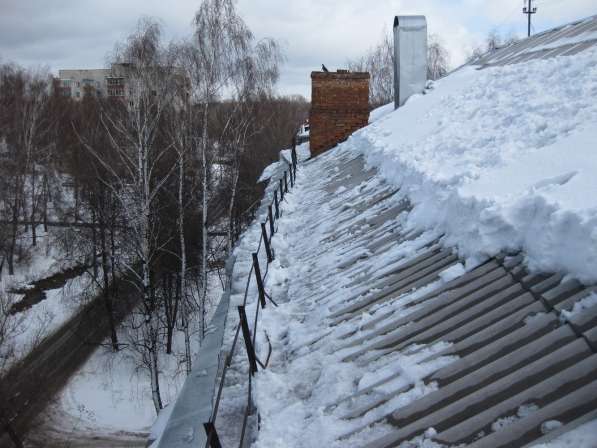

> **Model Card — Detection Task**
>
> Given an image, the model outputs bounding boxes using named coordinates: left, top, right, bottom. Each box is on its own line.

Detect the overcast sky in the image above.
left=0, top=0, right=595, bottom=97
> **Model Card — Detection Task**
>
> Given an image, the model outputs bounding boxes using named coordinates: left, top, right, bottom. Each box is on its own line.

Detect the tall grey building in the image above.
left=58, top=63, right=132, bottom=100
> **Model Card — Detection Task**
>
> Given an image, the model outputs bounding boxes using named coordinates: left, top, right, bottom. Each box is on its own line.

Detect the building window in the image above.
left=108, top=88, right=125, bottom=97
left=107, top=77, right=125, bottom=87
left=76, top=91, right=80, bottom=98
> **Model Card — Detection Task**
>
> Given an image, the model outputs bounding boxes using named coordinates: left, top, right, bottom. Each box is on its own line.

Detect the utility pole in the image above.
left=523, top=0, right=537, bottom=37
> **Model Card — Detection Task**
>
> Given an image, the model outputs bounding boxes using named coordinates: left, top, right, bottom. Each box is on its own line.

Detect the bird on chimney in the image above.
left=322, top=64, right=329, bottom=72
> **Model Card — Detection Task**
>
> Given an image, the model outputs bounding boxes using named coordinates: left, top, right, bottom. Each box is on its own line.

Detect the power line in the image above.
left=523, top=0, right=538, bottom=37
left=494, top=2, right=525, bottom=32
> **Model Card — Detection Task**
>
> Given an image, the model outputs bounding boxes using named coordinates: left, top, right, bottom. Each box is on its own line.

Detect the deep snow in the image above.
left=352, top=47, right=597, bottom=284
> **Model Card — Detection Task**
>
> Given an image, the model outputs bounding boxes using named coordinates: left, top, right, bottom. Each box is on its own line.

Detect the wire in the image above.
left=495, top=1, right=524, bottom=28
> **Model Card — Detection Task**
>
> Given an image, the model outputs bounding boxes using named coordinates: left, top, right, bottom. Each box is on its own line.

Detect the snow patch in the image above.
left=532, top=418, right=597, bottom=447
left=438, top=263, right=465, bottom=282
left=560, top=292, right=597, bottom=322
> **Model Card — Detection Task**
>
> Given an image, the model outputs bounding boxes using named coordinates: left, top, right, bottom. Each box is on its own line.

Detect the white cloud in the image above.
left=0, top=0, right=594, bottom=97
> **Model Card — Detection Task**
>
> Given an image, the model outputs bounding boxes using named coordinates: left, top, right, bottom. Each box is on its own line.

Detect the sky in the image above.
left=0, top=0, right=595, bottom=97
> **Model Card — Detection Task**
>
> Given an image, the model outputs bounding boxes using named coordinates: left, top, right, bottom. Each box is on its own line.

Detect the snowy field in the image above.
left=354, top=46, right=597, bottom=284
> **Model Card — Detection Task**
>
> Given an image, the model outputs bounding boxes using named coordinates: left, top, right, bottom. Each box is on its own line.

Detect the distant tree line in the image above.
left=347, top=27, right=524, bottom=109
left=0, top=0, right=308, bottom=435
left=467, top=29, right=521, bottom=63
left=347, top=32, right=451, bottom=108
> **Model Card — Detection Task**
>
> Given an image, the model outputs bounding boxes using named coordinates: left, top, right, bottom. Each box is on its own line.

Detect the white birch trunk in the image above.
left=200, top=101, right=209, bottom=342
left=149, top=325, right=162, bottom=413
left=178, top=148, right=192, bottom=373
left=227, top=165, right=240, bottom=255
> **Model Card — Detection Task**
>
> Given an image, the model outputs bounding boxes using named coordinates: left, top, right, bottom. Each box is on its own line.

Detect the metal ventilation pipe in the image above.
left=393, top=15, right=428, bottom=108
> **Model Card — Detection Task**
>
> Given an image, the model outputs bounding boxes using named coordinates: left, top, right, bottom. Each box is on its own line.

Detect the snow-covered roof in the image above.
left=247, top=16, right=597, bottom=447
left=474, top=14, right=597, bottom=67
left=152, top=16, right=597, bottom=448
left=246, top=151, right=597, bottom=448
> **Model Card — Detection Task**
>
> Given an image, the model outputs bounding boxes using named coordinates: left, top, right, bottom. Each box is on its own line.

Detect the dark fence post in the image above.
left=268, top=205, right=275, bottom=236
left=252, top=253, right=267, bottom=308
left=238, top=306, right=258, bottom=375
left=204, top=422, right=223, bottom=448
left=274, top=190, right=280, bottom=219
left=261, top=223, right=274, bottom=263
left=289, top=164, right=294, bottom=188
left=291, top=140, right=298, bottom=168
left=279, top=178, right=284, bottom=201
left=284, top=171, right=288, bottom=193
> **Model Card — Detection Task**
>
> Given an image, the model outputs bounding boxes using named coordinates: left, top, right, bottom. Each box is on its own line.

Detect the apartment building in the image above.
left=58, top=63, right=131, bottom=100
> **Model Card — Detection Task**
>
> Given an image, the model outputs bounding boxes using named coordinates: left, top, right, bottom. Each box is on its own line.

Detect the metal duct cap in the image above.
left=393, top=15, right=428, bottom=108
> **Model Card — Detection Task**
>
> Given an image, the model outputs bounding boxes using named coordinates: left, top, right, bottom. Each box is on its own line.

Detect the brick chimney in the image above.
left=309, top=70, right=370, bottom=156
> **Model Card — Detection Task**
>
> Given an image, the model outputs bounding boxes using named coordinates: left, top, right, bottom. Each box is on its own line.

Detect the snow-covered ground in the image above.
left=0, top=227, right=96, bottom=373
left=38, top=270, right=225, bottom=444
left=36, top=344, right=158, bottom=444
left=353, top=47, right=597, bottom=284
left=37, top=329, right=201, bottom=445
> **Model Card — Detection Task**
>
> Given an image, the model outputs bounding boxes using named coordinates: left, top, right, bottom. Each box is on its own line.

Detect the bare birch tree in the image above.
left=222, top=38, right=282, bottom=254
left=348, top=31, right=394, bottom=108
left=427, top=34, right=450, bottom=81
left=188, top=0, right=253, bottom=340
left=79, top=19, right=178, bottom=413
left=0, top=66, right=53, bottom=273
left=349, top=31, right=451, bottom=105
left=164, top=60, right=195, bottom=372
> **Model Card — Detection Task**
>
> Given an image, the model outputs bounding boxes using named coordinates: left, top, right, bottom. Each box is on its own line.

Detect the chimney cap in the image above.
left=311, top=71, right=370, bottom=79
left=393, top=15, right=427, bottom=30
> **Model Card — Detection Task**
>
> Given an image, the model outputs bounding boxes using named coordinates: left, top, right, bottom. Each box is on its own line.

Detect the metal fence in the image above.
left=204, top=144, right=299, bottom=448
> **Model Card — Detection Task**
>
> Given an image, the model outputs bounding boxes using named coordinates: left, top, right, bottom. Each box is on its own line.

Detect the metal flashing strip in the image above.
left=153, top=266, right=233, bottom=448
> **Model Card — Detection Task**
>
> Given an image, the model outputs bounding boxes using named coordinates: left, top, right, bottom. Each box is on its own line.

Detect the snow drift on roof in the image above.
left=351, top=46, right=597, bottom=283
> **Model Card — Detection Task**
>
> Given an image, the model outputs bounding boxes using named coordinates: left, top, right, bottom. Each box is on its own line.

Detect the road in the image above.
left=0, top=274, right=140, bottom=448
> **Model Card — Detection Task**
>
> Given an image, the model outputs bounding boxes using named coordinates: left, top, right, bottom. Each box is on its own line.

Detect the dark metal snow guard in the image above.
left=151, top=144, right=300, bottom=448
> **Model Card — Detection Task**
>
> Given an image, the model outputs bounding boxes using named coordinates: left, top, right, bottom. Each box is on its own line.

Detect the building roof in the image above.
left=474, top=14, right=597, bottom=67
left=151, top=14, right=597, bottom=448
left=243, top=149, right=597, bottom=448
left=244, top=15, right=597, bottom=447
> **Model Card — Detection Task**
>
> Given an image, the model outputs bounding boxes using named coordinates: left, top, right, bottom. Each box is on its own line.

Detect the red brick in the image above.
left=309, top=71, right=370, bottom=156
